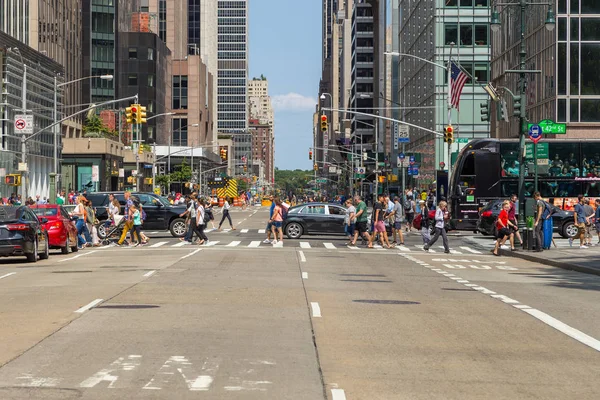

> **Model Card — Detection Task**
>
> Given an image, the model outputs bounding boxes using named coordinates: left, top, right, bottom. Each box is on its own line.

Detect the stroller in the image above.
left=98, top=215, right=126, bottom=246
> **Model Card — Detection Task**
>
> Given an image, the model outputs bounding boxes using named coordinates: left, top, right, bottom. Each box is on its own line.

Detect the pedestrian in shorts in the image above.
left=350, top=194, right=372, bottom=246
left=595, top=199, right=600, bottom=246
left=583, top=198, right=595, bottom=246
left=344, top=198, right=356, bottom=244
left=390, top=197, right=405, bottom=245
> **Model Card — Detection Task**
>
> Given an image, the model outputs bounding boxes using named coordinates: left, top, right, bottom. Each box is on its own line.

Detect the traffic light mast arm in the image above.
left=22, top=94, right=138, bottom=143
left=311, top=145, right=378, bottom=162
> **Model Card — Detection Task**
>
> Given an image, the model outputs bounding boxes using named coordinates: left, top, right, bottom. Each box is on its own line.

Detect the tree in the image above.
left=274, top=168, right=312, bottom=193
left=83, top=114, right=117, bottom=139
left=237, top=178, right=248, bottom=192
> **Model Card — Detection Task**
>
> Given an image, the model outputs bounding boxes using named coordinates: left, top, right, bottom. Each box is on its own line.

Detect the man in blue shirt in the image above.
left=263, top=196, right=278, bottom=244
left=571, top=194, right=588, bottom=248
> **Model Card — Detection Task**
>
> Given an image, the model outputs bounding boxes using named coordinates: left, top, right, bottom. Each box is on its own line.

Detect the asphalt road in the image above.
left=0, top=205, right=598, bottom=399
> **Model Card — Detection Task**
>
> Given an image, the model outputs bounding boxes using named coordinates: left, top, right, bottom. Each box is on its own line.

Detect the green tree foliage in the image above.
left=274, top=168, right=312, bottom=193
left=237, top=179, right=248, bottom=192
left=83, top=114, right=117, bottom=138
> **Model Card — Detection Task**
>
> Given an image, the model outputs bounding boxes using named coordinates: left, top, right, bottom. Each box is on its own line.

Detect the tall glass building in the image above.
left=217, top=0, right=249, bottom=174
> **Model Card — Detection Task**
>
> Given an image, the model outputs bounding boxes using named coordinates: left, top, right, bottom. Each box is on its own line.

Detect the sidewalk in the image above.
left=498, top=245, right=600, bottom=276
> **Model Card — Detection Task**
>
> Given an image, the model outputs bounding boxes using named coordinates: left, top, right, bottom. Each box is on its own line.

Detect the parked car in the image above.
left=284, top=203, right=347, bottom=239
left=476, top=199, right=577, bottom=238
left=30, top=205, right=79, bottom=254
left=0, top=205, right=50, bottom=262
left=85, top=192, right=187, bottom=237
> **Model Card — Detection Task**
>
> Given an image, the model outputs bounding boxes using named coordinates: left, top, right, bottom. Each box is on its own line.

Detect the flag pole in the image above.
left=447, top=43, right=454, bottom=179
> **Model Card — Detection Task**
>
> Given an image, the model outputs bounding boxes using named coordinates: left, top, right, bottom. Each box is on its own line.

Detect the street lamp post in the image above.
left=490, top=1, right=555, bottom=230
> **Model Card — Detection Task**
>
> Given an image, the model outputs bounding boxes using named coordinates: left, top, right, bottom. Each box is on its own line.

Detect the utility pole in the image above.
left=20, top=64, right=27, bottom=201
left=374, top=110, right=379, bottom=202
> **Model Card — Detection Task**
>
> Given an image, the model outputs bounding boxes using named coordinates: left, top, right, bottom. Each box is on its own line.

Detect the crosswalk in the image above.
left=100, top=240, right=482, bottom=253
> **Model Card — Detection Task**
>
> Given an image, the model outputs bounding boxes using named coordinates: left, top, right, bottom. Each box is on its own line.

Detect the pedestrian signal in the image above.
left=5, top=174, right=21, bottom=186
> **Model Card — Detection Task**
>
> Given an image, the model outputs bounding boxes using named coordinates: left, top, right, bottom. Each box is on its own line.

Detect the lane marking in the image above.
left=311, top=302, right=321, bottom=318
left=332, top=389, right=347, bottom=400
left=323, top=242, right=336, bottom=249
left=0, top=272, right=16, bottom=280
left=398, top=245, right=411, bottom=252
left=240, top=229, right=249, bottom=233
left=490, top=294, right=519, bottom=304
left=180, top=249, right=202, bottom=259
left=415, top=245, right=436, bottom=252
left=258, top=229, right=266, bottom=234
left=222, top=229, right=231, bottom=233
left=74, top=298, right=103, bottom=313
left=226, top=241, right=241, bottom=247
left=58, top=250, right=97, bottom=263
left=143, top=270, right=156, bottom=277
left=149, top=241, right=168, bottom=248
left=248, top=241, right=261, bottom=248
left=204, top=241, right=219, bottom=247
left=172, top=241, right=188, bottom=247
left=522, top=308, right=600, bottom=352
left=457, top=280, right=470, bottom=283
left=205, top=228, right=216, bottom=233
left=460, top=246, right=482, bottom=254
left=347, top=245, right=359, bottom=250
left=298, top=250, right=306, bottom=262
left=299, top=242, right=311, bottom=249
left=302, top=272, right=308, bottom=279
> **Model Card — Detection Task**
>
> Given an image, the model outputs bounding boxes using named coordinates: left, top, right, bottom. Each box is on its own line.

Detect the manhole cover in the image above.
left=353, top=300, right=420, bottom=305
left=52, top=270, right=93, bottom=273
left=96, top=305, right=160, bottom=309
left=341, top=279, right=393, bottom=283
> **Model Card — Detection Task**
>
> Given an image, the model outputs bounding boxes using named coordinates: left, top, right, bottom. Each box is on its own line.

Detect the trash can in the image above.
left=543, top=217, right=553, bottom=249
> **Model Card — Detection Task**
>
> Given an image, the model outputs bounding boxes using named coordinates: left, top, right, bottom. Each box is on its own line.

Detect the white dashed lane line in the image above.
left=400, top=254, right=600, bottom=353
left=0, top=272, right=16, bottom=280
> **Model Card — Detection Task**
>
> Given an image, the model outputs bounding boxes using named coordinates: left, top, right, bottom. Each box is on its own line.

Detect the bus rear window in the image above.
left=462, top=153, right=475, bottom=175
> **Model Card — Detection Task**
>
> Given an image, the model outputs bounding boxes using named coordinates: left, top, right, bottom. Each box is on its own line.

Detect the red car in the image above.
left=30, top=205, right=79, bottom=254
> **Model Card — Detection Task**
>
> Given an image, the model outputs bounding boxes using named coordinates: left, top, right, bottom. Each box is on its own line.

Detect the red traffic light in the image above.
left=131, top=107, right=138, bottom=113
left=446, top=125, right=453, bottom=133
left=321, top=115, right=327, bottom=122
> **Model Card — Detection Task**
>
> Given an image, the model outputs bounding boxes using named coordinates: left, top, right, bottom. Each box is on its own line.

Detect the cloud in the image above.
left=272, top=93, right=317, bottom=112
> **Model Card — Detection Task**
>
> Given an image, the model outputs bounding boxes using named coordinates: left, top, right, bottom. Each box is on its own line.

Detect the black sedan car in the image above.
left=476, top=199, right=577, bottom=238
left=284, top=203, right=347, bottom=239
left=0, top=206, right=50, bottom=262
left=86, top=192, right=187, bottom=237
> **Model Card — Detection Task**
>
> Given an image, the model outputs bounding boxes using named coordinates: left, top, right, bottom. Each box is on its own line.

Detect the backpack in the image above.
left=141, top=206, right=147, bottom=221
left=412, top=213, right=422, bottom=230
left=403, top=198, right=412, bottom=211
left=281, top=206, right=289, bottom=220
left=540, top=201, right=553, bottom=219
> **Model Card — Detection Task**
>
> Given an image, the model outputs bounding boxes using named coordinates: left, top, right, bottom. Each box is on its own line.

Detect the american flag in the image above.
left=450, top=62, right=469, bottom=110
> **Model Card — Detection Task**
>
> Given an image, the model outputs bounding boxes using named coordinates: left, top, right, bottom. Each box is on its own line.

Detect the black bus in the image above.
left=449, top=138, right=600, bottom=231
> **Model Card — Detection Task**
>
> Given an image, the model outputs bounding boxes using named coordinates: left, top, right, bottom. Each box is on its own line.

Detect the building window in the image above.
left=128, top=74, right=137, bottom=86
left=147, top=126, right=154, bottom=139
left=128, top=47, right=137, bottom=59
left=460, top=25, right=473, bottom=46
left=172, top=75, right=188, bottom=109
left=148, top=101, right=154, bottom=113
left=148, top=74, right=155, bottom=87
left=474, top=63, right=489, bottom=83
left=445, top=25, right=457, bottom=45
left=148, top=48, right=154, bottom=60
left=474, top=25, right=488, bottom=45
left=172, top=118, right=188, bottom=146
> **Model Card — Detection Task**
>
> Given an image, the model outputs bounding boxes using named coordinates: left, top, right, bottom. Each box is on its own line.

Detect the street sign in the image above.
left=316, top=178, right=327, bottom=183
left=455, top=138, right=470, bottom=144
left=399, top=152, right=405, bottom=160
left=409, top=155, right=416, bottom=165
left=528, top=119, right=567, bottom=135
left=525, top=142, right=549, bottom=160
left=528, top=124, right=542, bottom=144
left=398, top=125, right=409, bottom=143
left=17, top=163, right=27, bottom=172
left=355, top=167, right=366, bottom=174
left=14, top=114, right=33, bottom=134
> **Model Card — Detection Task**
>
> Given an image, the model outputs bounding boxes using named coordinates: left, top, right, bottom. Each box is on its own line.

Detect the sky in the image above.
left=249, top=0, right=321, bottom=171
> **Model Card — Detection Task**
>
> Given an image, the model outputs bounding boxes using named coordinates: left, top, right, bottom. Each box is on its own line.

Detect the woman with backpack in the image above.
left=404, top=195, right=415, bottom=233
left=418, top=200, right=431, bottom=245
left=269, top=198, right=284, bottom=246
left=218, top=196, right=236, bottom=231
left=84, top=199, right=101, bottom=247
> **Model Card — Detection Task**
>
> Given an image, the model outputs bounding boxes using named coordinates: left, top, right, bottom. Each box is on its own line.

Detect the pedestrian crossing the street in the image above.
left=97, top=240, right=481, bottom=253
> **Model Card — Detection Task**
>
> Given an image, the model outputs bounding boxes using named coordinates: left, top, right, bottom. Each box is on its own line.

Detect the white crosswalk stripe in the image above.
left=205, top=228, right=216, bottom=233
left=240, top=229, right=249, bottom=233
left=149, top=241, right=168, bottom=248
left=204, top=241, right=219, bottom=247
left=437, top=247, right=462, bottom=254
left=415, top=244, right=436, bottom=253
left=323, top=242, right=336, bottom=249
left=299, top=242, right=311, bottom=249
left=226, top=241, right=241, bottom=247
left=397, top=245, right=411, bottom=252
left=172, top=241, right=188, bottom=247
left=347, top=245, right=359, bottom=250
left=258, top=229, right=266, bottom=234
left=459, top=246, right=482, bottom=254
left=222, top=229, right=231, bottom=232
left=248, top=241, right=261, bottom=248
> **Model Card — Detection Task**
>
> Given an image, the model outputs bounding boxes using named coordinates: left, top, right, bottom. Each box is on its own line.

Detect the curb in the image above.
left=498, top=248, right=600, bottom=277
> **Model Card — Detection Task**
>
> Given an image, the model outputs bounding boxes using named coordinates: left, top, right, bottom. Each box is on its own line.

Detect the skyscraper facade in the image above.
left=217, top=0, right=249, bottom=174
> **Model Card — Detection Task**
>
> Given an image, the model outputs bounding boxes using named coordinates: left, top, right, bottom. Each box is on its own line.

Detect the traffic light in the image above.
left=497, top=99, right=509, bottom=122
left=137, top=105, right=147, bottom=124
left=444, top=125, right=454, bottom=144
left=314, top=163, right=318, bottom=171
left=480, top=101, right=489, bottom=122
left=243, top=164, right=247, bottom=173
left=309, top=150, right=313, bottom=160
left=4, top=174, right=21, bottom=186
left=125, top=105, right=136, bottom=124
left=320, top=114, right=328, bottom=132
left=513, top=95, right=522, bottom=117
left=219, top=146, right=228, bottom=161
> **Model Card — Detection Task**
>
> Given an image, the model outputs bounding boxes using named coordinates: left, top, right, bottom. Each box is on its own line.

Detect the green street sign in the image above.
left=525, top=142, right=549, bottom=160
left=354, top=174, right=365, bottom=179
left=455, top=138, right=470, bottom=144
left=528, top=119, right=567, bottom=135
left=316, top=178, right=327, bottom=183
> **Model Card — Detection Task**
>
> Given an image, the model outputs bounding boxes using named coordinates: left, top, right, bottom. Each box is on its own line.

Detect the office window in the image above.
left=128, top=74, right=137, bottom=85
left=172, top=75, right=188, bottom=109
left=474, top=63, right=489, bottom=83
left=148, top=74, right=155, bottom=87
left=147, top=126, right=154, bottom=139
left=172, top=118, right=188, bottom=146
left=148, top=48, right=154, bottom=60
left=474, top=25, right=488, bottom=45
left=148, top=101, right=154, bottom=113
left=445, top=25, right=457, bottom=45
left=128, top=47, right=137, bottom=59
left=460, top=25, right=473, bottom=46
